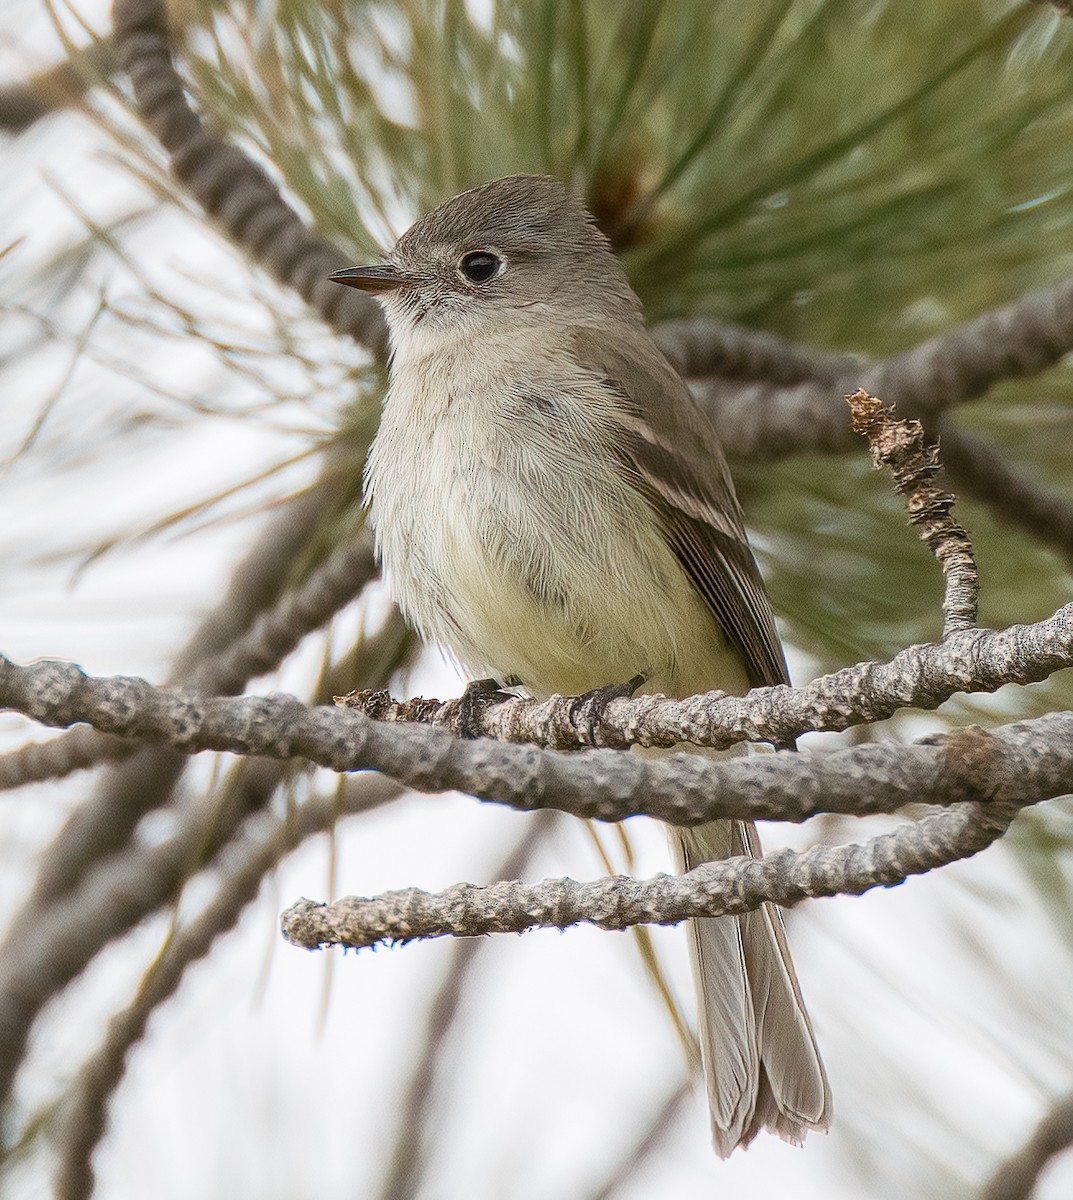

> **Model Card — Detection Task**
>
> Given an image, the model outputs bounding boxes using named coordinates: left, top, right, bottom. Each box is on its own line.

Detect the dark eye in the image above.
left=459, top=251, right=503, bottom=284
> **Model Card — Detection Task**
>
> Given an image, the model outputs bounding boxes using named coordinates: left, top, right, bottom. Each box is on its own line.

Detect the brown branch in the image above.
left=980, top=1092, right=1073, bottom=1200
left=652, top=317, right=856, bottom=385
left=687, top=275, right=1073, bottom=461
left=280, top=796, right=1021, bottom=952
left=846, top=389, right=977, bottom=635
left=50, top=773, right=403, bottom=1200
left=336, top=605, right=1073, bottom=750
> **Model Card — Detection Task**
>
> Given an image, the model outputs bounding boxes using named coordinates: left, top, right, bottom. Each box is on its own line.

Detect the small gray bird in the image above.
left=331, top=174, right=831, bottom=1155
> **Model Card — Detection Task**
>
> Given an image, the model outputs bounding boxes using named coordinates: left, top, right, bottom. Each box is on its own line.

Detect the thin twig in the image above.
left=280, top=797, right=1022, bottom=952
left=846, top=389, right=978, bottom=636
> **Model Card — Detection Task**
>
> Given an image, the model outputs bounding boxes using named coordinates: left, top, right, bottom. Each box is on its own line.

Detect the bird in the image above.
left=330, top=173, right=831, bottom=1155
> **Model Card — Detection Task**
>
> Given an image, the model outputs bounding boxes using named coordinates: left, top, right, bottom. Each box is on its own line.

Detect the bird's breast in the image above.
left=366, top=344, right=744, bottom=698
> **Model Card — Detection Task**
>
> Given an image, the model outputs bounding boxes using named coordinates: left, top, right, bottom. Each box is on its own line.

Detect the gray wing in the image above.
left=572, top=326, right=789, bottom=689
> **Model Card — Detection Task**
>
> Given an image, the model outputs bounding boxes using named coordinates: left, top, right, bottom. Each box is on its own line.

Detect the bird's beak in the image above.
left=328, top=264, right=408, bottom=293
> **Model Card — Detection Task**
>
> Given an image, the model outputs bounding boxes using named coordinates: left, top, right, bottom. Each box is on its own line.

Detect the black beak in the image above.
left=328, top=264, right=407, bottom=293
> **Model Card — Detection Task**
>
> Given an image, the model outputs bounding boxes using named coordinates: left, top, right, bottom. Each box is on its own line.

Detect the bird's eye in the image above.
left=458, top=251, right=503, bottom=284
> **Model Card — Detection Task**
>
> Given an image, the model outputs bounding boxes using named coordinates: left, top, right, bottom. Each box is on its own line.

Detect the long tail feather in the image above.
left=671, top=818, right=831, bottom=1156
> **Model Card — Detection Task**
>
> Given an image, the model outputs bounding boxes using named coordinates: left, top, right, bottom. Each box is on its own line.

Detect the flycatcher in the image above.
left=331, top=174, right=831, bottom=1155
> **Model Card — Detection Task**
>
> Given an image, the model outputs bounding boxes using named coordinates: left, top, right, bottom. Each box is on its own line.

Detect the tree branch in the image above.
left=846, top=389, right=978, bottom=635
left=280, top=796, right=1022, bottom=952
left=652, top=316, right=856, bottom=385
left=337, top=605, right=1073, bottom=750
left=111, top=0, right=388, bottom=354
left=685, top=274, right=1073, bottom=460
left=0, top=616, right=409, bottom=1117
left=2, top=655, right=1072, bottom=826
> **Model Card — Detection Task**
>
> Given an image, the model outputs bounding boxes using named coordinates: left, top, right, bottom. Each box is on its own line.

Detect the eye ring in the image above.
left=458, top=250, right=504, bottom=285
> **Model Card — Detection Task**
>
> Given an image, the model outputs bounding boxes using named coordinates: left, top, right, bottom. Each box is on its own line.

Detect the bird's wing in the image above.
left=572, top=326, right=788, bottom=689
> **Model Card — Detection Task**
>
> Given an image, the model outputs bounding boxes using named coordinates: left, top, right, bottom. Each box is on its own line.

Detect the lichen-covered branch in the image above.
left=0, top=618, right=409, bottom=1116
left=846, top=390, right=978, bottom=636
left=337, top=605, right=1073, bottom=750
left=3, top=655, right=1073, bottom=828
left=280, top=797, right=1022, bottom=952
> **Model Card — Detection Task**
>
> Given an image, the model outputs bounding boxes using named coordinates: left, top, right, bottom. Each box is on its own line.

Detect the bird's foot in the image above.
left=457, top=677, right=514, bottom=738
left=569, top=674, right=646, bottom=748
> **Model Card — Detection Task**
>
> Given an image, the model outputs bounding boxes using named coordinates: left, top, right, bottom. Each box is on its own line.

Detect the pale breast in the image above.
left=365, top=332, right=749, bottom=700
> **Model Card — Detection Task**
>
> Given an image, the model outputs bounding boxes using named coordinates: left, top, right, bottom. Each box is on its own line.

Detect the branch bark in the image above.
left=685, top=275, right=1073, bottom=461
left=337, top=605, right=1073, bottom=750
left=3, top=655, right=1072, bottom=827
left=846, top=389, right=978, bottom=636
left=280, top=795, right=1022, bottom=952
left=0, top=615, right=408, bottom=1118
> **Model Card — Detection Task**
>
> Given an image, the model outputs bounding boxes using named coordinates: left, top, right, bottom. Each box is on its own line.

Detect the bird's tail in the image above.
left=670, top=818, right=832, bottom=1157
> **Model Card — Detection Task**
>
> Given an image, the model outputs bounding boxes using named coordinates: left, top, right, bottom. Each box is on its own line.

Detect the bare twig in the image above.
left=980, top=1092, right=1073, bottom=1200
left=846, top=390, right=977, bottom=635
left=51, top=774, right=404, bottom=1200
left=280, top=796, right=1021, bottom=951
